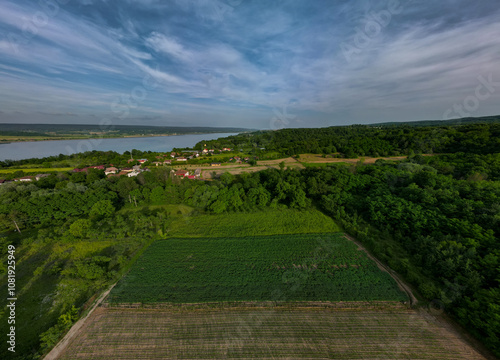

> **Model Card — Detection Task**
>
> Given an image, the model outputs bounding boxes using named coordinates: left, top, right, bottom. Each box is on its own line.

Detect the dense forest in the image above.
left=0, top=121, right=499, bottom=358
left=198, top=122, right=500, bottom=158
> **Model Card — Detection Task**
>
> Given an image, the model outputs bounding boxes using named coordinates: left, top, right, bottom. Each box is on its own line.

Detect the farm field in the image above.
left=57, top=306, right=487, bottom=360
left=0, top=167, right=74, bottom=173
left=108, top=233, right=408, bottom=304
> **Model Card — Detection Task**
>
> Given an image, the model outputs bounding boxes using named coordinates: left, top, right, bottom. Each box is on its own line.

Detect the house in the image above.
left=170, top=152, right=176, bottom=158
left=132, top=165, right=141, bottom=171
left=202, top=149, right=208, bottom=155
left=174, top=170, right=189, bottom=177
left=176, top=157, right=187, bottom=162
left=121, top=167, right=133, bottom=173
left=163, top=160, right=172, bottom=165
left=35, top=174, right=50, bottom=181
left=208, top=149, right=215, bottom=153
left=187, top=175, right=196, bottom=180
left=211, top=162, right=221, bottom=167
left=194, top=168, right=202, bottom=177
left=105, top=167, right=118, bottom=175
left=138, top=159, right=148, bottom=164
left=127, top=170, right=140, bottom=177
left=152, top=162, right=162, bottom=166
left=127, top=158, right=135, bottom=163
left=17, top=176, right=34, bottom=182
left=222, top=147, right=231, bottom=151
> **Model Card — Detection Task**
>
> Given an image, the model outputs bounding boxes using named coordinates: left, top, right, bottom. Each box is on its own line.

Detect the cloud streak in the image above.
left=0, top=0, right=499, bottom=128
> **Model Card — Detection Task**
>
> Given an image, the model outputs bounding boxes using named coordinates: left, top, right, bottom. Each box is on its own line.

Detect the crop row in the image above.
left=108, top=233, right=408, bottom=303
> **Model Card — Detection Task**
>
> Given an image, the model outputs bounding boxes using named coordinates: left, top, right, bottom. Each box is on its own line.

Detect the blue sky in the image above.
left=0, top=0, right=499, bottom=129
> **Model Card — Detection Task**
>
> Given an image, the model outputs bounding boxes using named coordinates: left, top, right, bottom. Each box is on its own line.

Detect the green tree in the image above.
left=68, top=219, right=91, bottom=238
left=89, top=200, right=115, bottom=219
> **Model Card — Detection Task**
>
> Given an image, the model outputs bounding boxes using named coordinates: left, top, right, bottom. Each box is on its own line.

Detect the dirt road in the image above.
left=44, top=284, right=116, bottom=360
left=343, top=233, right=418, bottom=306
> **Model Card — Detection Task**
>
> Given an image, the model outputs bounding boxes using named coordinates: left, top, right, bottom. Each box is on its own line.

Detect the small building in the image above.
left=0, top=179, right=5, bottom=186
left=163, top=160, right=172, bottom=165
left=105, top=167, right=118, bottom=175
left=187, top=175, right=196, bottom=180
left=176, top=157, right=187, bottom=162
left=211, top=162, right=221, bottom=167
left=138, top=159, right=148, bottom=164
left=222, top=147, right=231, bottom=151
left=152, top=162, right=162, bottom=167
left=132, top=165, right=141, bottom=171
left=88, top=165, right=105, bottom=170
left=170, top=152, right=176, bottom=158
left=17, top=176, right=34, bottom=182
left=127, top=158, right=135, bottom=163
left=194, top=168, right=202, bottom=177
left=127, top=171, right=140, bottom=177
left=208, top=149, right=215, bottom=153
left=174, top=170, right=189, bottom=177
left=121, top=167, right=133, bottom=173
left=202, top=149, right=208, bottom=155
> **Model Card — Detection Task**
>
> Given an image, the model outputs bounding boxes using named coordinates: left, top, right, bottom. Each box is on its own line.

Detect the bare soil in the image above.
left=55, top=305, right=488, bottom=360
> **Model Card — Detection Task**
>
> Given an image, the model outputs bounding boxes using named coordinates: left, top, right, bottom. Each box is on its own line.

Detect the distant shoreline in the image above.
left=0, top=132, right=240, bottom=144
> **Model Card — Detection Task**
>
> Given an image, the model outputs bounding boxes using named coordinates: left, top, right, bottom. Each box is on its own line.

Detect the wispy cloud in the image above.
left=0, top=0, right=499, bottom=127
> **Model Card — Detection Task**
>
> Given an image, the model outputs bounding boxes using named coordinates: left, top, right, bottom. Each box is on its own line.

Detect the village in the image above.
left=0, top=146, right=261, bottom=185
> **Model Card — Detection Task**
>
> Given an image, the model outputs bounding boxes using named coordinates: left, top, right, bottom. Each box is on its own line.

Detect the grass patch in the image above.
left=300, top=162, right=334, bottom=168
left=166, top=208, right=341, bottom=238
left=0, top=167, right=74, bottom=174
left=109, top=233, right=408, bottom=303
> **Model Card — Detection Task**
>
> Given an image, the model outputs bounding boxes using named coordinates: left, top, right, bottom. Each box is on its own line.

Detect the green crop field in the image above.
left=108, top=233, right=408, bottom=304
left=0, top=167, right=74, bottom=174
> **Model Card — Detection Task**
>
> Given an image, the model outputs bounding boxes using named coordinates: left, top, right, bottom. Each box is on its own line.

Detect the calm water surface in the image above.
left=0, top=133, right=238, bottom=161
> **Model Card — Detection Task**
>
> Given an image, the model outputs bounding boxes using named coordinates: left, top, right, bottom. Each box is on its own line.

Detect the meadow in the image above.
left=0, top=167, right=74, bottom=173
left=108, top=233, right=408, bottom=304
left=164, top=207, right=341, bottom=237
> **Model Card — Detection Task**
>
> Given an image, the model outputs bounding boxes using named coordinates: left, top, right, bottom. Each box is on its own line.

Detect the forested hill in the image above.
left=0, top=123, right=252, bottom=138
left=198, top=122, right=500, bottom=157
left=370, top=114, right=500, bottom=127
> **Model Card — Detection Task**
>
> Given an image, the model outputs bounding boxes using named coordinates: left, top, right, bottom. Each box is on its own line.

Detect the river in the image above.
left=0, top=133, right=239, bottom=161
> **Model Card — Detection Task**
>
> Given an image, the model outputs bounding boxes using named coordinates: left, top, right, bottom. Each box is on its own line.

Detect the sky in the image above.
left=0, top=0, right=499, bottom=129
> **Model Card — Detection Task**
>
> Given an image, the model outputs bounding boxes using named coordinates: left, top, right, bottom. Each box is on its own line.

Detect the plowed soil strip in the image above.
left=56, top=307, right=486, bottom=360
